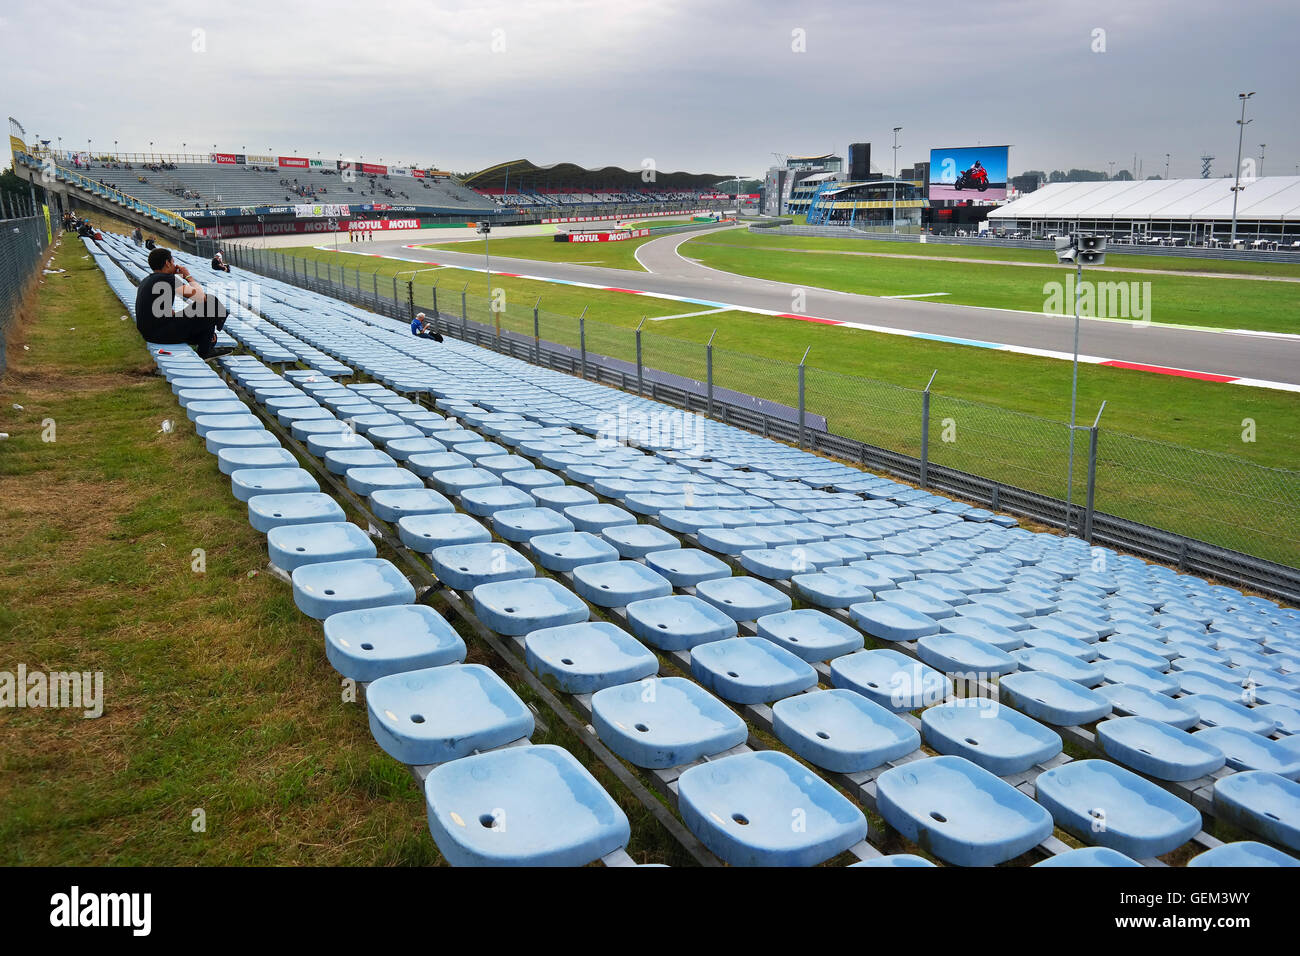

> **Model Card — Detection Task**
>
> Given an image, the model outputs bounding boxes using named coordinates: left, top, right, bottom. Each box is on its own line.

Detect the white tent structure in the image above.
left=986, top=176, right=1300, bottom=246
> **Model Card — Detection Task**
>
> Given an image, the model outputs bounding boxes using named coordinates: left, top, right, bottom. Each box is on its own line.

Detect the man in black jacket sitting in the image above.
left=134, top=247, right=231, bottom=359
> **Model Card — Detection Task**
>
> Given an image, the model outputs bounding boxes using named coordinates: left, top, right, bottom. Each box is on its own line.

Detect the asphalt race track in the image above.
left=359, top=224, right=1300, bottom=388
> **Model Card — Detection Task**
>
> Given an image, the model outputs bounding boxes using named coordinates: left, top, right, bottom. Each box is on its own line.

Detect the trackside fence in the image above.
left=224, top=241, right=1300, bottom=603
left=0, top=203, right=54, bottom=375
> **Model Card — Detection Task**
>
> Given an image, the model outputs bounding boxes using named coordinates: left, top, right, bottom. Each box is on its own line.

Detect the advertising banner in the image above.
left=278, top=156, right=309, bottom=169
left=210, top=153, right=238, bottom=165
left=346, top=218, right=421, bottom=231
left=389, top=167, right=410, bottom=177
left=412, top=170, right=426, bottom=178
left=246, top=153, right=274, bottom=165
left=560, top=228, right=650, bottom=243
left=293, top=203, right=351, bottom=218
left=358, top=162, right=388, bottom=175
left=928, top=145, right=1010, bottom=201
left=234, top=154, right=246, bottom=165
left=195, top=220, right=338, bottom=238
left=309, top=159, right=324, bottom=167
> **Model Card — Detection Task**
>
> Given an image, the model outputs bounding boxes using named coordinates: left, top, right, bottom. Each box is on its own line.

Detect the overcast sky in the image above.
left=3, top=0, right=1296, bottom=179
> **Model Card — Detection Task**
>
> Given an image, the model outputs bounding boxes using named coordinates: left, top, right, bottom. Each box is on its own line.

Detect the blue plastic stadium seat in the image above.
left=1182, top=694, right=1276, bottom=735
left=690, top=637, right=817, bottom=705
left=1195, top=726, right=1300, bottom=778
left=1012, top=646, right=1104, bottom=686
left=876, top=756, right=1054, bottom=866
left=1098, top=683, right=1200, bottom=729
left=323, top=448, right=397, bottom=476
left=755, top=609, right=864, bottom=663
left=1187, top=841, right=1299, bottom=867
left=247, top=492, right=346, bottom=533
left=591, top=676, right=747, bottom=769
left=773, top=689, right=920, bottom=773
left=675, top=750, right=868, bottom=867
left=458, top=485, right=535, bottom=518
left=530, top=485, right=598, bottom=511
left=193, top=412, right=264, bottom=437
left=397, top=513, right=491, bottom=554
left=424, top=745, right=631, bottom=866
left=939, top=616, right=1024, bottom=651
left=624, top=594, right=736, bottom=651
left=999, top=670, right=1112, bottom=726
left=306, top=431, right=374, bottom=457
left=367, top=664, right=533, bottom=765
left=792, top=570, right=877, bottom=609
left=217, top=447, right=301, bottom=475
left=644, top=548, right=731, bottom=588
left=205, top=428, right=280, bottom=455
left=492, top=506, right=575, bottom=543
left=1095, top=716, right=1226, bottom=781
left=916, top=633, right=1017, bottom=676
left=849, top=601, right=940, bottom=643
left=696, top=576, right=792, bottom=622
left=405, top=451, right=471, bottom=478
left=830, top=648, right=952, bottom=713
left=429, top=542, right=535, bottom=591
left=346, top=466, right=426, bottom=498
left=292, top=557, right=416, bottom=620
left=369, top=487, right=454, bottom=523
left=524, top=621, right=659, bottom=694
left=385, top=436, right=448, bottom=462
left=572, top=560, right=672, bottom=608
left=1032, top=847, right=1142, bottom=867
left=601, top=523, right=682, bottom=559
left=267, top=521, right=376, bottom=573
left=230, top=466, right=319, bottom=502
left=1035, top=760, right=1202, bottom=858
left=1099, top=660, right=1180, bottom=695
left=430, top=467, right=503, bottom=497
left=472, top=577, right=589, bottom=636
left=921, top=698, right=1062, bottom=775
left=323, top=604, right=466, bottom=682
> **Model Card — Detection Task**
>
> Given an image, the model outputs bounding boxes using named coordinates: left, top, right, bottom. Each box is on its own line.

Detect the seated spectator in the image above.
left=210, top=250, right=231, bottom=273
left=132, top=226, right=144, bottom=247
left=134, top=247, right=230, bottom=359
left=410, top=312, right=443, bottom=342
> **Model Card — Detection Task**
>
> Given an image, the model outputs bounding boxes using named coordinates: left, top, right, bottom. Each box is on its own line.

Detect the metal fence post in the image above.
left=407, top=280, right=415, bottom=327
left=432, top=284, right=440, bottom=329
left=392, top=275, right=398, bottom=305
left=1084, top=401, right=1106, bottom=543
left=635, top=317, right=645, bottom=394
left=372, top=271, right=378, bottom=305
left=533, top=297, right=541, bottom=365
left=706, top=329, right=717, bottom=418
left=579, top=307, right=588, bottom=380
left=920, top=369, right=937, bottom=489
left=460, top=281, right=468, bottom=339
left=798, top=346, right=810, bottom=449
left=315, top=259, right=320, bottom=283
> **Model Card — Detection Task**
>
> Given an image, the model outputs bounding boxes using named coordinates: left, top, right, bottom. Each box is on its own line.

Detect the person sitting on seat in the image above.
left=210, top=250, right=231, bottom=273
left=410, top=312, right=443, bottom=342
left=134, top=247, right=231, bottom=359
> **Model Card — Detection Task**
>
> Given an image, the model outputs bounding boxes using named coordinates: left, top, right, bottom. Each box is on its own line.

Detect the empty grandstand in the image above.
left=52, top=222, right=1300, bottom=871
left=463, top=158, right=732, bottom=213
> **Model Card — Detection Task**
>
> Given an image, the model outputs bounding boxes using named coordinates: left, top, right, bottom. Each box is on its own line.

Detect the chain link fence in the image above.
left=225, top=241, right=1300, bottom=594
left=0, top=203, right=54, bottom=375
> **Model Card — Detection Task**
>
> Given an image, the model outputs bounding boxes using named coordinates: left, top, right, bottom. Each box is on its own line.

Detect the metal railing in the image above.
left=0, top=208, right=53, bottom=374
left=12, top=152, right=195, bottom=235
left=224, top=242, right=1300, bottom=602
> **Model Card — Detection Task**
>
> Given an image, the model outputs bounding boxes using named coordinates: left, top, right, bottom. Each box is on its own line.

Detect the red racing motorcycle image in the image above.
left=953, top=162, right=990, bottom=191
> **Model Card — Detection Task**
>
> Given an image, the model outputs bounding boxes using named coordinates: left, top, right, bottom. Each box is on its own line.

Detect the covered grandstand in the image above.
left=804, top=179, right=928, bottom=227
left=463, top=158, right=730, bottom=210
left=987, top=176, right=1300, bottom=246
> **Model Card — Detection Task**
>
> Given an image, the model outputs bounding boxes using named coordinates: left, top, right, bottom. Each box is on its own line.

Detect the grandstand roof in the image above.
left=463, top=159, right=727, bottom=190
left=788, top=153, right=837, bottom=162
left=988, top=176, right=1300, bottom=221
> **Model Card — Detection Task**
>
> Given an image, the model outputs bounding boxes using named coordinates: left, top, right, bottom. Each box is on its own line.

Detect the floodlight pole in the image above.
left=1230, top=92, right=1255, bottom=246
left=891, top=127, right=902, bottom=232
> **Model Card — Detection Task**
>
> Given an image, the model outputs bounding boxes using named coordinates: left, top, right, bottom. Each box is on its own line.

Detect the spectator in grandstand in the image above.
left=134, top=247, right=230, bottom=359
left=132, top=226, right=143, bottom=247
left=410, top=313, right=443, bottom=342
left=210, top=251, right=231, bottom=273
